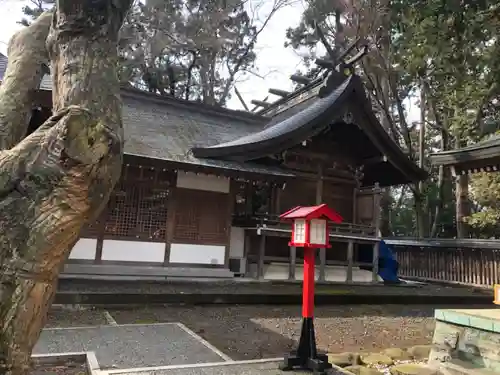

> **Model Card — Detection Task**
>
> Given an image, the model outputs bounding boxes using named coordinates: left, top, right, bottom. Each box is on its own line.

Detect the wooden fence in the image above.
left=386, top=238, right=500, bottom=287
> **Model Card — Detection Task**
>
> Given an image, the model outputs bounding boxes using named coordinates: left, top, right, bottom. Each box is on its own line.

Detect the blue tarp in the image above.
left=356, top=240, right=400, bottom=283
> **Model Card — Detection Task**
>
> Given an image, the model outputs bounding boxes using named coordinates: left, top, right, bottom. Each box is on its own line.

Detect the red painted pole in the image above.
left=302, top=246, right=315, bottom=318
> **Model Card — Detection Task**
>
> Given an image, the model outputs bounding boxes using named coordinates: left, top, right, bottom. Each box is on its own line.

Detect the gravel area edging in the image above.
left=32, top=351, right=100, bottom=375
left=102, top=358, right=283, bottom=374
left=100, top=358, right=352, bottom=375
left=53, top=291, right=493, bottom=306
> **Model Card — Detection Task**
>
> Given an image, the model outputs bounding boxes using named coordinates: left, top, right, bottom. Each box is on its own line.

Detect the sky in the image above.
left=0, top=0, right=307, bottom=112
left=0, top=0, right=419, bottom=120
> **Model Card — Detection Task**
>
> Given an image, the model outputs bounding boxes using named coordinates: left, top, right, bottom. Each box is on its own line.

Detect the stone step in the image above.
left=61, top=263, right=234, bottom=280
left=438, top=359, right=497, bottom=375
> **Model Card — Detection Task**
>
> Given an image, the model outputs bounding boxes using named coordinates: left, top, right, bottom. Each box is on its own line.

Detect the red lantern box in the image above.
left=279, top=204, right=343, bottom=374
left=280, top=204, right=343, bottom=248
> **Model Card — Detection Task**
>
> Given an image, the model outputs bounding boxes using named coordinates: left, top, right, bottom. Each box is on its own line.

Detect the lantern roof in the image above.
left=279, top=204, right=343, bottom=223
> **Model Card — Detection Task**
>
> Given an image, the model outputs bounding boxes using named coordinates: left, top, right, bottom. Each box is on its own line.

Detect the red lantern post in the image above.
left=279, top=204, right=343, bottom=374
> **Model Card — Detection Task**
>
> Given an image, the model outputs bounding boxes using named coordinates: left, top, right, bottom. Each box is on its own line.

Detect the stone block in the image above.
left=390, top=363, right=439, bottom=375
left=407, top=345, right=432, bottom=360
left=429, top=309, right=500, bottom=373
left=382, top=348, right=413, bottom=361
left=360, top=353, right=394, bottom=366
left=344, top=365, right=383, bottom=375
left=328, top=352, right=360, bottom=367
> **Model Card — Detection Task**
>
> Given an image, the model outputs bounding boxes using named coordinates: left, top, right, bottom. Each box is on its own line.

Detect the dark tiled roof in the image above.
left=120, top=89, right=294, bottom=177
left=0, top=56, right=294, bottom=177
left=193, top=75, right=427, bottom=186
left=192, top=77, right=352, bottom=158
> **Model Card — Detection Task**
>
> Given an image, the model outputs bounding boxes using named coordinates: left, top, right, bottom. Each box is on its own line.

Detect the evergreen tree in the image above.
left=19, top=0, right=55, bottom=26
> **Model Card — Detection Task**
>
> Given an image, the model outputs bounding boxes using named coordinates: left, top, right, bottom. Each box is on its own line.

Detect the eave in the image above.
left=192, top=75, right=427, bottom=186
left=430, top=137, right=500, bottom=175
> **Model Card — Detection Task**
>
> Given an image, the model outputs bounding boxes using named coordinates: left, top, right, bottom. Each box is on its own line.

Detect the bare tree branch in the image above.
left=0, top=12, right=52, bottom=150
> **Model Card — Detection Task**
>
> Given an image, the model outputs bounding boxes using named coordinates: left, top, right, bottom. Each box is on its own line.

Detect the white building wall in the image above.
left=68, top=172, right=232, bottom=267
left=169, top=243, right=225, bottom=265
left=229, top=227, right=244, bottom=258
left=176, top=171, right=230, bottom=193
left=101, top=240, right=165, bottom=263
left=69, top=238, right=97, bottom=260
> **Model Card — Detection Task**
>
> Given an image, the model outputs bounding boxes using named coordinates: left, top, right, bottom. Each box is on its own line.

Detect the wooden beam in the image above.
left=315, top=58, right=334, bottom=69
left=285, top=164, right=357, bottom=183
left=269, top=88, right=291, bottom=97
left=345, top=45, right=368, bottom=66
left=363, top=155, right=388, bottom=166
left=290, top=74, right=311, bottom=85
left=251, top=99, right=271, bottom=108
left=288, top=168, right=357, bottom=185
left=234, top=86, right=249, bottom=111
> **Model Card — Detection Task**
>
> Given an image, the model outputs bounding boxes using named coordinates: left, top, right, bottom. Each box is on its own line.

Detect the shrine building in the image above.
left=0, top=55, right=427, bottom=281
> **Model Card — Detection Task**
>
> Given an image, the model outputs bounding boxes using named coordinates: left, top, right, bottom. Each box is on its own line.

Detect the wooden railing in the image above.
left=386, top=238, right=500, bottom=287
left=232, top=213, right=377, bottom=238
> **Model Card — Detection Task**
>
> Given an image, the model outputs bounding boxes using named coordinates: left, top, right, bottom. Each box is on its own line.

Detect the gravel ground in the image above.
left=46, top=307, right=107, bottom=328
left=103, top=304, right=491, bottom=361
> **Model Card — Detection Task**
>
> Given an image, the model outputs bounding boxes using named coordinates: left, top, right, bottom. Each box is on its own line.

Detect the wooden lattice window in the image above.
left=173, top=189, right=228, bottom=245
left=103, top=166, right=171, bottom=241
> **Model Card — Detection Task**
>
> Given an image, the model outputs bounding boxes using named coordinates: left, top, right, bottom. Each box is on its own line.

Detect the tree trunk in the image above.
left=415, top=84, right=428, bottom=238
left=0, top=1, right=132, bottom=374
left=430, top=128, right=449, bottom=238
left=455, top=174, right=470, bottom=238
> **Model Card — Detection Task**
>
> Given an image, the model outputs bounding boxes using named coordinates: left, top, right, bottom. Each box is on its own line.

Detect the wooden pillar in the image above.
left=289, top=246, right=296, bottom=280
left=352, top=187, right=358, bottom=224
left=316, top=165, right=326, bottom=282
left=372, top=182, right=381, bottom=283
left=224, top=179, right=236, bottom=268
left=257, top=234, right=266, bottom=279
left=94, top=209, right=106, bottom=264
left=346, top=240, right=354, bottom=283
left=164, top=171, right=178, bottom=266
left=245, top=181, right=253, bottom=216
left=243, top=231, right=251, bottom=277
left=275, top=184, right=282, bottom=215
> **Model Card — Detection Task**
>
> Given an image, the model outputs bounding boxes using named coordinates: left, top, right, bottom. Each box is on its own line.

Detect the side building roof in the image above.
left=430, top=135, right=500, bottom=175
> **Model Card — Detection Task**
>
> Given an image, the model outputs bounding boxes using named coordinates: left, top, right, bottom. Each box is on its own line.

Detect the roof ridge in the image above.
left=120, top=86, right=266, bottom=124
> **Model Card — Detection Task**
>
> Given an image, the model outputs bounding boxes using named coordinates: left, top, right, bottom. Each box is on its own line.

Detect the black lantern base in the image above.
left=280, top=317, right=332, bottom=374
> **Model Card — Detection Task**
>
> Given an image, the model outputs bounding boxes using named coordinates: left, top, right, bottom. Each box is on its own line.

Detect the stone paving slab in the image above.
left=101, top=359, right=344, bottom=375
left=33, top=323, right=228, bottom=370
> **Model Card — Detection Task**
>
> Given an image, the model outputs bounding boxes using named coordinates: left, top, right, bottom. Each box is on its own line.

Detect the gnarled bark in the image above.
left=0, top=1, right=132, bottom=374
